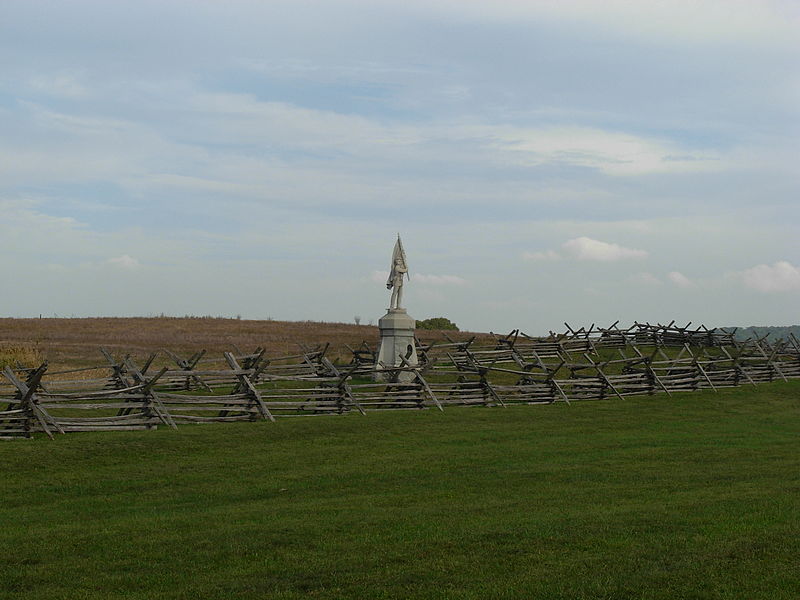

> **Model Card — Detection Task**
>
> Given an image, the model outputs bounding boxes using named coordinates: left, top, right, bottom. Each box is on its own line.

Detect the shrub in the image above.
left=0, top=343, right=43, bottom=369
left=416, top=317, right=459, bottom=331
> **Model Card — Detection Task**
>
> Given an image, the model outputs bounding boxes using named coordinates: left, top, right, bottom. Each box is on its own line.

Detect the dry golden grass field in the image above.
left=0, top=317, right=488, bottom=370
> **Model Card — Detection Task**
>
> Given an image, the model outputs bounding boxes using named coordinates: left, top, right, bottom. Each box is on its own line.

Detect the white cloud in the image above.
left=179, top=93, right=727, bottom=179
left=9, top=97, right=730, bottom=199
left=371, top=270, right=389, bottom=283
left=631, top=272, right=662, bottom=286
left=27, top=71, right=88, bottom=98
left=188, top=93, right=405, bottom=150
left=668, top=271, right=692, bottom=287
left=422, top=0, right=799, bottom=46
left=413, top=274, right=467, bottom=286
left=562, top=237, right=648, bottom=261
left=490, top=126, right=724, bottom=176
left=107, top=255, right=141, bottom=270
left=522, top=249, right=561, bottom=261
left=739, top=261, right=800, bottom=293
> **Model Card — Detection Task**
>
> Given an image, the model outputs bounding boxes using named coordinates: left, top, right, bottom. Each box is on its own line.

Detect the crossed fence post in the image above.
left=3, top=363, right=61, bottom=439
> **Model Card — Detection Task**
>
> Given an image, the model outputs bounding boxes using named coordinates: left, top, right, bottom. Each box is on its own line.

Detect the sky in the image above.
left=1, top=0, right=798, bottom=334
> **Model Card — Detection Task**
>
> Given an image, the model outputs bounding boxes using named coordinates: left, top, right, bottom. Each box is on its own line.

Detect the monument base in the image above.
left=375, top=308, right=418, bottom=382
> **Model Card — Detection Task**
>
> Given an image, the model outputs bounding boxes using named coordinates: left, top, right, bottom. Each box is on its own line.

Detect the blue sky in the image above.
left=1, top=0, right=798, bottom=333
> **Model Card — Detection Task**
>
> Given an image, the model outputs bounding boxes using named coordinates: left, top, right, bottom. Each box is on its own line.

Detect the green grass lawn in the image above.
left=1, top=382, right=799, bottom=599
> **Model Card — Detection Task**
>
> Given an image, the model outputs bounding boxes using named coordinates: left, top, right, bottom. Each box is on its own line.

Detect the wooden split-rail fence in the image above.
left=1, top=322, right=798, bottom=439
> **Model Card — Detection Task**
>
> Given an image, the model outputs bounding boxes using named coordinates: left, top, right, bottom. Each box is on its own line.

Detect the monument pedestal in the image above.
left=375, top=308, right=418, bottom=382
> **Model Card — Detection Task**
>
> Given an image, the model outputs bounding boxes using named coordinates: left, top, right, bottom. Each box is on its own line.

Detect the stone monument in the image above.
left=375, top=235, right=418, bottom=382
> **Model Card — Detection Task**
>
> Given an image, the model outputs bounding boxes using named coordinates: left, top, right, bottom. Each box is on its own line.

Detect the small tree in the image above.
left=416, top=317, right=459, bottom=331
left=354, top=316, right=362, bottom=325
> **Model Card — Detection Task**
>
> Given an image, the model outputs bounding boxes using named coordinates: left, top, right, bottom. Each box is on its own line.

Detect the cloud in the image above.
left=522, top=250, right=561, bottom=261
left=524, top=237, right=648, bottom=263
left=562, top=237, right=648, bottom=261
left=107, top=255, right=141, bottom=269
left=739, top=261, right=800, bottom=293
left=27, top=72, right=88, bottom=98
left=631, top=272, right=662, bottom=286
left=668, top=271, right=692, bottom=287
left=413, top=274, right=467, bottom=286
left=491, top=126, right=724, bottom=176
left=423, top=0, right=799, bottom=46
left=371, top=270, right=389, bottom=283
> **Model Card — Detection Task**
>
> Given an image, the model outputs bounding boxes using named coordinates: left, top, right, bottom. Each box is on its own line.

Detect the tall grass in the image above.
left=0, top=343, right=42, bottom=369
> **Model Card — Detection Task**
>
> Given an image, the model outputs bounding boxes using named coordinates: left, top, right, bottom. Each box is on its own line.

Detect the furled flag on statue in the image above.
left=387, top=234, right=409, bottom=289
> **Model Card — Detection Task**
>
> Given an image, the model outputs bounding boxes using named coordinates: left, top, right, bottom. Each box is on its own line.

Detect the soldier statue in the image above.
left=386, top=236, right=409, bottom=310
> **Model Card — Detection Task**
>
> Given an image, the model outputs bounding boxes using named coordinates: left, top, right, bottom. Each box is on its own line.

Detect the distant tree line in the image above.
left=728, top=325, right=800, bottom=341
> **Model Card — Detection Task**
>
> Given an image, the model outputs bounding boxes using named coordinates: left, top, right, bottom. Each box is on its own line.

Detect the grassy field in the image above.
left=1, top=382, right=798, bottom=599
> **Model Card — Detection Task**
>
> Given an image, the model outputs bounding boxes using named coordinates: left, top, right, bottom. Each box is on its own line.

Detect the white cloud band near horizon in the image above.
left=525, top=237, right=648, bottom=262
left=739, top=261, right=800, bottom=293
